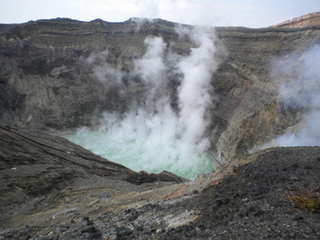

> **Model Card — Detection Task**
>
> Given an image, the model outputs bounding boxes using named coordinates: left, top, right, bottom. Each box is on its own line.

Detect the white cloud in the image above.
left=66, top=0, right=259, bottom=26
left=0, top=0, right=319, bottom=28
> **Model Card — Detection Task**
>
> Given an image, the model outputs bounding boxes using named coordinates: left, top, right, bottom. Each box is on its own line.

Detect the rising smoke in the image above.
left=69, top=26, right=221, bottom=179
left=268, top=45, right=320, bottom=147
left=84, top=50, right=125, bottom=87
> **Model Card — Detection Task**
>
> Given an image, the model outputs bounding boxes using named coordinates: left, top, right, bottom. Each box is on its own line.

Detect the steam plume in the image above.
left=69, top=26, right=220, bottom=179
left=266, top=45, right=320, bottom=148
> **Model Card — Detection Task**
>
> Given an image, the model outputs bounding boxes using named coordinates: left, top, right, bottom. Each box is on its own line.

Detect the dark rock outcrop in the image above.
left=0, top=123, right=187, bottom=229
left=1, top=146, right=320, bottom=239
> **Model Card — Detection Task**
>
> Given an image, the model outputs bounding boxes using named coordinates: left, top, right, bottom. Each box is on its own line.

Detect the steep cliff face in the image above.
left=214, top=26, right=320, bottom=159
left=1, top=16, right=320, bottom=160
left=0, top=18, right=200, bottom=128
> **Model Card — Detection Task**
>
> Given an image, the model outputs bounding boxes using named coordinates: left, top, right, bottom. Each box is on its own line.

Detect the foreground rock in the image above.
left=1, top=144, right=319, bottom=239
left=0, top=124, right=187, bottom=231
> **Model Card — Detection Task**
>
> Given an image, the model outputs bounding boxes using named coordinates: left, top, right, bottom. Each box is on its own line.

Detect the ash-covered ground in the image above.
left=2, top=146, right=320, bottom=240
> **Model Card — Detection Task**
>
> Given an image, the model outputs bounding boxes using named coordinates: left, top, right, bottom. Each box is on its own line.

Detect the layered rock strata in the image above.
left=1, top=16, right=320, bottom=160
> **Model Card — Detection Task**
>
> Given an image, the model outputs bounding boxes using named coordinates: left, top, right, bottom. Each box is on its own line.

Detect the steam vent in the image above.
left=1, top=12, right=320, bottom=239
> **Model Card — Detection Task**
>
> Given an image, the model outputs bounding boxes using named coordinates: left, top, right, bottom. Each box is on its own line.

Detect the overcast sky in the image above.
left=1, top=0, right=319, bottom=28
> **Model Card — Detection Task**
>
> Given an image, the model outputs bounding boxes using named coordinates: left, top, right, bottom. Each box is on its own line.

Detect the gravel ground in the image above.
left=1, top=146, right=320, bottom=239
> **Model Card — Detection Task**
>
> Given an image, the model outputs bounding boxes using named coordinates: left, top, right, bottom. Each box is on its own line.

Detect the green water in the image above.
left=65, top=130, right=215, bottom=179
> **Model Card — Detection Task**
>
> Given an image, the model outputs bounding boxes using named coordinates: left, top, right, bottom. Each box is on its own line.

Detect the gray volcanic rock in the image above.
left=213, top=26, right=320, bottom=159
left=1, top=17, right=320, bottom=160
left=1, top=146, right=319, bottom=239
left=0, top=124, right=187, bottom=229
left=165, top=146, right=320, bottom=239
left=0, top=18, right=190, bottom=129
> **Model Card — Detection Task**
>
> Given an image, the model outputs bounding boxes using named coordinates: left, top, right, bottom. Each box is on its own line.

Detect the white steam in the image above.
left=68, top=27, right=220, bottom=179
left=177, top=28, right=218, bottom=152
left=266, top=45, right=320, bottom=148
left=134, top=36, right=168, bottom=87
left=85, top=50, right=124, bottom=86
left=276, top=112, right=320, bottom=147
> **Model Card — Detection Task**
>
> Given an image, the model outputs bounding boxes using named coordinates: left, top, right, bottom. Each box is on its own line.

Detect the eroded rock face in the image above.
left=1, top=17, right=320, bottom=160
left=214, top=26, right=320, bottom=159
left=0, top=18, right=195, bottom=129
left=272, top=12, right=320, bottom=28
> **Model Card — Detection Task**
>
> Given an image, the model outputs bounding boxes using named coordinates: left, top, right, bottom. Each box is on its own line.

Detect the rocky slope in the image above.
left=1, top=133, right=320, bottom=239
left=0, top=123, right=186, bottom=231
left=1, top=15, right=320, bottom=160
